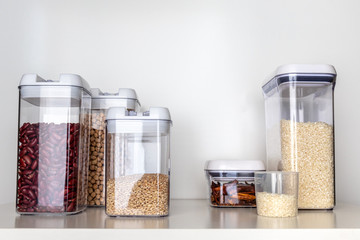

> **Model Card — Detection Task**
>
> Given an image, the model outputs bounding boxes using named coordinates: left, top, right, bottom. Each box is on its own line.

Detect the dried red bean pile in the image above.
left=17, top=122, right=80, bottom=213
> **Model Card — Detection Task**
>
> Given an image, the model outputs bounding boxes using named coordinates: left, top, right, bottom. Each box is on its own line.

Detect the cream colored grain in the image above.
left=256, top=192, right=297, bottom=217
left=281, top=120, right=334, bottom=209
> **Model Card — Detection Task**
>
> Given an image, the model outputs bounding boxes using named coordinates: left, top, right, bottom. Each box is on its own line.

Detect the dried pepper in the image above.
left=210, top=180, right=256, bottom=207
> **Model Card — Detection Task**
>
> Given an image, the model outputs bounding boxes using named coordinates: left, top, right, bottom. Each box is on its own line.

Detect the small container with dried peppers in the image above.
left=204, top=160, right=265, bottom=207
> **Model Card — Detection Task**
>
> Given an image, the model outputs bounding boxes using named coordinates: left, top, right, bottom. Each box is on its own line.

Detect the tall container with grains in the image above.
left=88, top=88, right=140, bottom=207
left=105, top=107, right=172, bottom=217
left=17, top=74, right=91, bottom=214
left=262, top=64, right=336, bottom=209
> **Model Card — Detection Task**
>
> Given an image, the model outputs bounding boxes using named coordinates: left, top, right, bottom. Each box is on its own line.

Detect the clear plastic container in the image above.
left=88, top=88, right=140, bottom=207
left=105, top=107, right=172, bottom=217
left=255, top=171, right=299, bottom=218
left=17, top=74, right=91, bottom=215
left=262, top=64, right=336, bottom=209
left=204, top=160, right=265, bottom=207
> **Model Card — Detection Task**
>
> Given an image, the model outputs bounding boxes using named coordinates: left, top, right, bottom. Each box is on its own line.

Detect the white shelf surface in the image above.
left=1, top=200, right=360, bottom=239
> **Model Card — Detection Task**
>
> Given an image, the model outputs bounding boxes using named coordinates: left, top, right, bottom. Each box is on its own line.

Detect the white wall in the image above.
left=0, top=0, right=359, bottom=204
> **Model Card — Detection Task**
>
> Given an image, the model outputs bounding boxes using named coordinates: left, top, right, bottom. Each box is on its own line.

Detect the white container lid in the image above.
left=91, top=88, right=140, bottom=110
left=265, top=64, right=336, bottom=83
left=91, top=88, right=138, bottom=100
left=19, top=74, right=91, bottom=106
left=262, top=64, right=337, bottom=96
left=204, top=160, right=265, bottom=171
left=19, top=73, right=91, bottom=93
left=106, top=107, right=171, bottom=121
left=106, top=107, right=172, bottom=134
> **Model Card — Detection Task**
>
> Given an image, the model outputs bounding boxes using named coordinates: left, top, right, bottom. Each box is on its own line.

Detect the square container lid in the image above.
left=269, top=64, right=336, bottom=79
left=204, top=160, right=265, bottom=171
left=106, top=107, right=172, bottom=134
left=19, top=73, right=91, bottom=93
left=91, top=88, right=140, bottom=109
left=91, top=88, right=139, bottom=100
left=262, top=64, right=337, bottom=96
left=19, top=74, right=91, bottom=106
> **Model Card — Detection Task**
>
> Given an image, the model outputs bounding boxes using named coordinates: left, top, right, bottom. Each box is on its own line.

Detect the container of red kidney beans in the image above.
left=17, top=73, right=91, bottom=215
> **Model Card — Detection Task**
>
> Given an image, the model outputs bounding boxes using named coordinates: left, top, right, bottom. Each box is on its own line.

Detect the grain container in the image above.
left=204, top=160, right=265, bottom=207
left=255, top=171, right=299, bottom=218
left=262, top=64, right=336, bottom=209
left=105, top=107, right=172, bottom=217
left=17, top=74, right=91, bottom=214
left=88, top=88, right=140, bottom=207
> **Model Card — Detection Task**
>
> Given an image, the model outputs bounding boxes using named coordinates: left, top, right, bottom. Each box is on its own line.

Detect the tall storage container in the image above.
left=105, top=107, right=172, bottom=217
left=88, top=88, right=140, bottom=207
left=262, top=64, right=336, bottom=209
left=17, top=74, right=91, bottom=214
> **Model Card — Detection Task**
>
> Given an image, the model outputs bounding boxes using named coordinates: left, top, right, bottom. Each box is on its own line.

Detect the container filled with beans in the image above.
left=105, top=107, right=172, bottom=217
left=88, top=88, right=140, bottom=207
left=204, top=160, right=265, bottom=207
left=17, top=74, right=91, bottom=215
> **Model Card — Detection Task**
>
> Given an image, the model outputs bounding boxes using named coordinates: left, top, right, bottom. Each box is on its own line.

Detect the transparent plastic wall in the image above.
left=88, top=93, right=140, bottom=207
left=263, top=74, right=335, bottom=209
left=105, top=118, right=171, bottom=217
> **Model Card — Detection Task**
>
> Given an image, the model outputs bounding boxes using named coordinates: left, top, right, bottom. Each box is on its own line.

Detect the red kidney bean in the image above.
left=20, top=123, right=30, bottom=132
left=19, top=158, right=26, bottom=168
left=19, top=149, right=27, bottom=157
left=66, top=202, right=75, bottom=212
left=27, top=147, right=34, bottom=155
left=23, top=156, right=32, bottom=166
left=22, top=170, right=33, bottom=175
left=21, top=188, right=29, bottom=195
left=24, top=179, right=32, bottom=185
left=30, top=160, right=38, bottom=170
left=17, top=122, right=82, bottom=214
left=28, top=190, right=36, bottom=200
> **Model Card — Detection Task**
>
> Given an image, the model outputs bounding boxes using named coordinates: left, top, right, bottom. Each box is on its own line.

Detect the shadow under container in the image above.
left=105, top=107, right=172, bottom=217
left=17, top=74, right=91, bottom=215
left=255, top=171, right=299, bottom=218
left=88, top=88, right=140, bottom=207
left=262, top=64, right=336, bottom=210
left=204, top=160, right=265, bottom=207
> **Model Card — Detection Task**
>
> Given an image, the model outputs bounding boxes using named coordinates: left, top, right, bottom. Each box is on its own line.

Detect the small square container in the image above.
left=105, top=107, right=172, bottom=217
left=204, top=160, right=265, bottom=207
left=255, top=171, right=299, bottom=218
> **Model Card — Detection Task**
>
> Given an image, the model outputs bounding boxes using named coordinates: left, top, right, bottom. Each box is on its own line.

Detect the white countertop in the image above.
left=1, top=200, right=360, bottom=239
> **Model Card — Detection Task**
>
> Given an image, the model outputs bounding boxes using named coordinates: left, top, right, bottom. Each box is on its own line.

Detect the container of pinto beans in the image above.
left=17, top=74, right=92, bottom=215
left=88, top=88, right=140, bottom=207
left=204, top=160, right=265, bottom=207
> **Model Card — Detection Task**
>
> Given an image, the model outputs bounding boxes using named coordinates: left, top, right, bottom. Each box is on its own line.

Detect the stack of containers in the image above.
left=17, top=74, right=91, bottom=214
left=17, top=73, right=173, bottom=217
left=87, top=88, right=140, bottom=207
left=262, top=64, right=336, bottom=210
